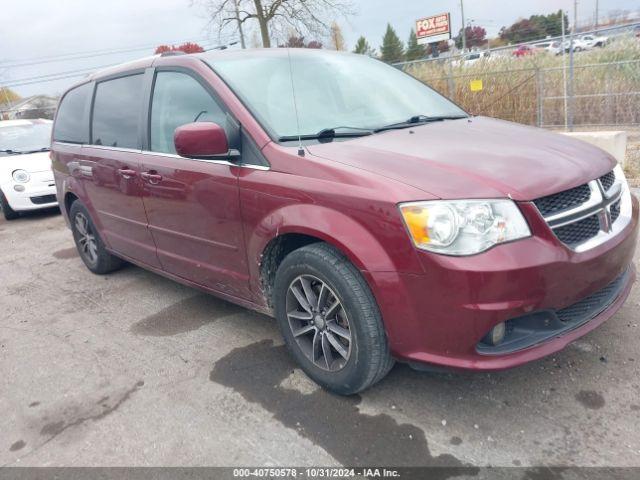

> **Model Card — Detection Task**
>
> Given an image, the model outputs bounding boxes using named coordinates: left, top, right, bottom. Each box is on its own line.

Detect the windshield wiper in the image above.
left=0, top=147, right=49, bottom=155
left=279, top=126, right=374, bottom=142
left=374, top=114, right=468, bottom=133
left=22, top=147, right=51, bottom=154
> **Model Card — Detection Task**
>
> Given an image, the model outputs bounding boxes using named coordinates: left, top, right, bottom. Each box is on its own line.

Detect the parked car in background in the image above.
left=0, top=119, right=57, bottom=220
left=51, top=49, right=638, bottom=394
left=455, top=50, right=491, bottom=67
left=562, top=38, right=591, bottom=52
left=581, top=34, right=609, bottom=48
left=512, top=44, right=541, bottom=57
left=451, top=50, right=491, bottom=67
left=534, top=41, right=562, bottom=55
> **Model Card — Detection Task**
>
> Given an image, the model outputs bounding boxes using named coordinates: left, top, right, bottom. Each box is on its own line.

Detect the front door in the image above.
left=139, top=70, right=250, bottom=298
left=81, top=73, right=161, bottom=268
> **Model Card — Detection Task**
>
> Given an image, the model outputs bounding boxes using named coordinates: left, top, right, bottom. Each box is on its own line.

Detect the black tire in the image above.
left=274, top=243, right=394, bottom=395
left=69, top=200, right=124, bottom=274
left=0, top=191, right=19, bottom=220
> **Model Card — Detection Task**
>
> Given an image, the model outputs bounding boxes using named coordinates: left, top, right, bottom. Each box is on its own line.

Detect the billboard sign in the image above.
left=416, top=13, right=451, bottom=45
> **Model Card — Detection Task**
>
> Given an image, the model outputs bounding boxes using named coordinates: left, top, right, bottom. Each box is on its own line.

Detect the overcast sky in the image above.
left=1, top=0, right=638, bottom=97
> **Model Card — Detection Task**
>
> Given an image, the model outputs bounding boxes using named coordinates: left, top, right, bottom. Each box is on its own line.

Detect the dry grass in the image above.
left=625, top=136, right=640, bottom=185
left=405, top=37, right=640, bottom=128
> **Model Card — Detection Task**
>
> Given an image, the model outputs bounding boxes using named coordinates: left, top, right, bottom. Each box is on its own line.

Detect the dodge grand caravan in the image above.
left=51, top=49, right=638, bottom=394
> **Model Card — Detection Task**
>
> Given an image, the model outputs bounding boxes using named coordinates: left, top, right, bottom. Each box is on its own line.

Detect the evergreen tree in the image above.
left=380, top=24, right=404, bottom=63
left=353, top=36, right=376, bottom=56
left=405, top=29, right=425, bottom=61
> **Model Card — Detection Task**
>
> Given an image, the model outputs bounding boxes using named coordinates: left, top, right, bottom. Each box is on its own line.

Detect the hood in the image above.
left=306, top=117, right=616, bottom=201
left=1, top=151, right=52, bottom=175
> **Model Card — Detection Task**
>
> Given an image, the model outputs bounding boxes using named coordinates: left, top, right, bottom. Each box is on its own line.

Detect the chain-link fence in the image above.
left=400, top=24, right=640, bottom=130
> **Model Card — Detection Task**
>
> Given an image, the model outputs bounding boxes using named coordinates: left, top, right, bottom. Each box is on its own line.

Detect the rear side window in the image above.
left=150, top=71, right=226, bottom=154
left=92, top=74, right=144, bottom=149
left=53, top=83, right=91, bottom=144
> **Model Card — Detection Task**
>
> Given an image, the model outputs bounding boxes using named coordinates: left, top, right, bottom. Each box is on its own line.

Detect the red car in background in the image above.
left=51, top=49, right=638, bottom=394
left=512, top=44, right=541, bottom=57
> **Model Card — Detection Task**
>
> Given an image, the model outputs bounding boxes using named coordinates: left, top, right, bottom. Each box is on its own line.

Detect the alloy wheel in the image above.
left=74, top=212, right=98, bottom=265
left=286, top=274, right=352, bottom=371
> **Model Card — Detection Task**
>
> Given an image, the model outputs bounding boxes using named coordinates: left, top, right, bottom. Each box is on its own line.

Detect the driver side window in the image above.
left=150, top=71, right=226, bottom=154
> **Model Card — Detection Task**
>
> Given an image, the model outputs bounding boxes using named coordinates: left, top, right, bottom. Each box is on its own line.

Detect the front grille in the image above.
left=553, top=214, right=600, bottom=246
left=533, top=170, right=624, bottom=250
left=533, top=183, right=591, bottom=217
left=556, top=271, right=627, bottom=323
left=599, top=171, right=615, bottom=192
left=30, top=194, right=57, bottom=205
left=610, top=200, right=621, bottom=223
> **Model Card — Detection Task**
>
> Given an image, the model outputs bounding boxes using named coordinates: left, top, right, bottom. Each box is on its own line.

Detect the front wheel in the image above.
left=0, top=191, right=19, bottom=220
left=69, top=200, right=124, bottom=274
left=274, top=243, right=394, bottom=395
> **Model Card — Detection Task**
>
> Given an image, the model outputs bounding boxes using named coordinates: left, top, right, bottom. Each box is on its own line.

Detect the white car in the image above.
left=534, top=41, right=562, bottom=55
left=581, top=34, right=609, bottom=48
left=562, top=38, right=591, bottom=52
left=452, top=50, right=491, bottom=67
left=0, top=119, right=58, bottom=220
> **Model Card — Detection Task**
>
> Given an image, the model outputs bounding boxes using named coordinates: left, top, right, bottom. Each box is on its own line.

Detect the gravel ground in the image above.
left=1, top=203, right=639, bottom=468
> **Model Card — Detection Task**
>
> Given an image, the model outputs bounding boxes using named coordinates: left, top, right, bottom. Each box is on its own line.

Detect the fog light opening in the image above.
left=14, top=185, right=25, bottom=192
left=483, top=322, right=506, bottom=346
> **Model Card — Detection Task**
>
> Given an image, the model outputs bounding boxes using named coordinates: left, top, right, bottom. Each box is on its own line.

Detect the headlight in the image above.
left=12, top=169, right=30, bottom=183
left=399, top=199, right=531, bottom=255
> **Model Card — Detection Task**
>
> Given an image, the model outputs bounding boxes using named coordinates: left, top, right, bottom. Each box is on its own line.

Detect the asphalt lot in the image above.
left=1, top=196, right=639, bottom=469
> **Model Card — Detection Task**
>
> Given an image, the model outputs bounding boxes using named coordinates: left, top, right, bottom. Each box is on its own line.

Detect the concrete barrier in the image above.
left=560, top=131, right=628, bottom=166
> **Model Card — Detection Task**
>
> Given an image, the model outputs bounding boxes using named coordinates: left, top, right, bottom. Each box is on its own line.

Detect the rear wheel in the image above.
left=69, top=200, right=124, bottom=274
left=0, top=191, right=19, bottom=220
left=274, top=243, right=394, bottom=395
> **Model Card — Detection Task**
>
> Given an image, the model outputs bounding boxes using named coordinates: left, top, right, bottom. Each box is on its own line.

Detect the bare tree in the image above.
left=193, top=0, right=355, bottom=48
left=329, top=22, right=346, bottom=50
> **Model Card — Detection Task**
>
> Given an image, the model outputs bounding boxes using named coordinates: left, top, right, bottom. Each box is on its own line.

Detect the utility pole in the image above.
left=594, top=0, right=599, bottom=33
left=460, top=0, right=466, bottom=53
left=561, top=10, right=568, bottom=130
left=234, top=0, right=246, bottom=49
left=568, top=0, right=577, bottom=131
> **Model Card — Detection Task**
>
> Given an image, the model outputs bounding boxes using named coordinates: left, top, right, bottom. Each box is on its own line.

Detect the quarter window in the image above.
left=150, top=71, right=226, bottom=154
left=92, top=74, right=144, bottom=149
left=53, top=83, right=92, bottom=144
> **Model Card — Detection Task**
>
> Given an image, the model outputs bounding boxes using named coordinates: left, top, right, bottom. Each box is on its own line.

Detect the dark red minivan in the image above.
left=51, top=49, right=638, bottom=394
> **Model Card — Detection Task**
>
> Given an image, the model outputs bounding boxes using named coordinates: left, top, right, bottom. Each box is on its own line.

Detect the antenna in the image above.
left=286, top=49, right=305, bottom=157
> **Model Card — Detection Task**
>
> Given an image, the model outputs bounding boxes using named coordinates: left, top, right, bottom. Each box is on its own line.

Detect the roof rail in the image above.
left=160, top=51, right=186, bottom=57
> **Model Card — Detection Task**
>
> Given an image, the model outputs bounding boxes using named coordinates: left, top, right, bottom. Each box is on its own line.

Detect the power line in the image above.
left=2, top=39, right=239, bottom=89
left=4, top=62, right=123, bottom=86
left=0, top=34, right=237, bottom=68
left=4, top=72, right=97, bottom=88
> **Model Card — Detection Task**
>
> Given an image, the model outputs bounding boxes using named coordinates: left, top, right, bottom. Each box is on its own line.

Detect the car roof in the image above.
left=63, top=48, right=362, bottom=94
left=195, top=47, right=355, bottom=63
left=0, top=119, right=52, bottom=128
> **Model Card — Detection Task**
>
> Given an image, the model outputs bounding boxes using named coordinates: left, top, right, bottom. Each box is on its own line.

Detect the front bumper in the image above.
left=369, top=194, right=639, bottom=371
left=1, top=172, right=58, bottom=212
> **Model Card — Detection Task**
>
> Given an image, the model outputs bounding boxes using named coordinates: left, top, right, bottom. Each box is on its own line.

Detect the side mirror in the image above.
left=174, top=122, right=238, bottom=160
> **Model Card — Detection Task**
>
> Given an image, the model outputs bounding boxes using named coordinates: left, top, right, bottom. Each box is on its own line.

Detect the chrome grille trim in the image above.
left=534, top=167, right=633, bottom=252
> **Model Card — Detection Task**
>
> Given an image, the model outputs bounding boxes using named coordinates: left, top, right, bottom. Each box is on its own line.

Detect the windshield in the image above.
left=208, top=51, right=466, bottom=139
left=0, top=122, right=52, bottom=155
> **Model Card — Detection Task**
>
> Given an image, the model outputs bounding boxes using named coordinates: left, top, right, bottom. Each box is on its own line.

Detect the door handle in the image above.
left=117, top=168, right=137, bottom=179
left=141, top=171, right=163, bottom=185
